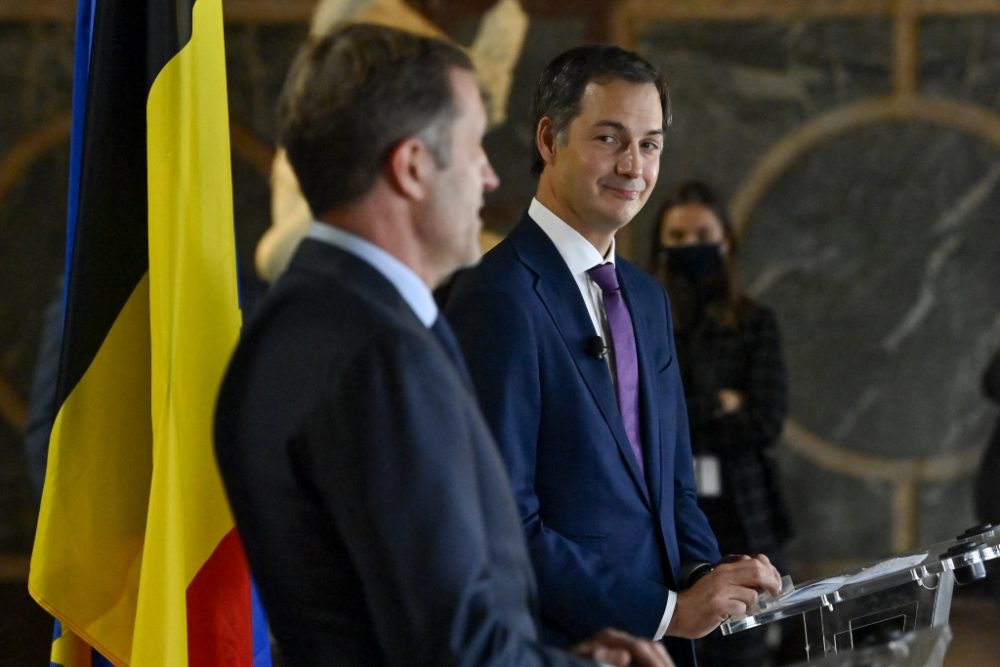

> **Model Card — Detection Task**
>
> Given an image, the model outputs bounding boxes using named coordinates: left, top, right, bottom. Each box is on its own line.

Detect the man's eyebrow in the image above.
left=593, top=120, right=665, bottom=137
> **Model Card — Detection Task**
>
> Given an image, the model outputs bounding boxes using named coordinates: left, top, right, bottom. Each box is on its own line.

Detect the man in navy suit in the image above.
left=445, top=45, right=781, bottom=666
left=214, top=24, right=674, bottom=667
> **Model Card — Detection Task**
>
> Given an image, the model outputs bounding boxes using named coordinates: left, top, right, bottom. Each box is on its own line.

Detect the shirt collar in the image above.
left=528, top=198, right=616, bottom=277
left=307, top=221, right=439, bottom=327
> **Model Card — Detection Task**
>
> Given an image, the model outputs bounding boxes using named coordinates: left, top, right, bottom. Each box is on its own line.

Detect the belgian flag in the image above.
left=28, top=0, right=270, bottom=664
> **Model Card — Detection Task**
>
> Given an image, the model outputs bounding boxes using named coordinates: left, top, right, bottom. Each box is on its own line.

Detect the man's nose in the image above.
left=617, top=145, right=641, bottom=178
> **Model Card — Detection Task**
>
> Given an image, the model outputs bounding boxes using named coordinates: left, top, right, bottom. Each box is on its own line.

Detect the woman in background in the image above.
left=651, top=180, right=792, bottom=667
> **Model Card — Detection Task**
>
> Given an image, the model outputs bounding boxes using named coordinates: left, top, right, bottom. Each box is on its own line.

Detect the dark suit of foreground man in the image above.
left=446, top=45, right=781, bottom=666
left=214, top=24, right=674, bottom=667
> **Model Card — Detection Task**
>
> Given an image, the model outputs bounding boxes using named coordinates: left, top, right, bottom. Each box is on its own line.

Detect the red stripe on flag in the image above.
left=186, top=529, right=253, bottom=666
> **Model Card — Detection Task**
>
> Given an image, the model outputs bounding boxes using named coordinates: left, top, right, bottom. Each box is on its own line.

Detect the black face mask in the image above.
left=663, top=243, right=724, bottom=284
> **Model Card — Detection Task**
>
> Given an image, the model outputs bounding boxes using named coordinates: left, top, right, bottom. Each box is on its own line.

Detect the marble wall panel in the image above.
left=638, top=15, right=1000, bottom=568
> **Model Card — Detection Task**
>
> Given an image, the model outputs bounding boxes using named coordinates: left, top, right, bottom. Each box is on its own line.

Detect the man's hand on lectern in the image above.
left=666, top=553, right=781, bottom=639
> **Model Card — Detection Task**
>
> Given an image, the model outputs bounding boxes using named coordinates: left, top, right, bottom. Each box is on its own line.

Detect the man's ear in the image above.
left=536, top=117, right=558, bottom=166
left=385, top=137, right=434, bottom=201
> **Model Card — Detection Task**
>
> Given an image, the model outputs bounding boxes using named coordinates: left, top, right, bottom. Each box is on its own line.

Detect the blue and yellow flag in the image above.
left=29, top=0, right=270, bottom=664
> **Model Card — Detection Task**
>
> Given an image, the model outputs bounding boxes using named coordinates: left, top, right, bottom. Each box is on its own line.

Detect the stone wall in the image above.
left=628, top=7, right=1000, bottom=573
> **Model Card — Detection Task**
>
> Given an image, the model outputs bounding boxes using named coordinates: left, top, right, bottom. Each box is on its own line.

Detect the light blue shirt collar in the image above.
left=306, top=221, right=439, bottom=328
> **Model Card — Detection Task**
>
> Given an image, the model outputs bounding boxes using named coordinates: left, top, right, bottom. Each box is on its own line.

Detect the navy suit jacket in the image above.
left=446, top=215, right=721, bottom=664
left=214, top=238, right=593, bottom=666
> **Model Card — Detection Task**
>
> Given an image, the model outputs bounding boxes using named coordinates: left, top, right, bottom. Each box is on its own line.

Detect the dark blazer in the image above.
left=214, top=238, right=592, bottom=667
left=446, top=215, right=721, bottom=664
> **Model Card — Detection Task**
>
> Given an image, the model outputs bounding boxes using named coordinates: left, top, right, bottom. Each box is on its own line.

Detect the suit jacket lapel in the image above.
left=510, top=216, right=652, bottom=509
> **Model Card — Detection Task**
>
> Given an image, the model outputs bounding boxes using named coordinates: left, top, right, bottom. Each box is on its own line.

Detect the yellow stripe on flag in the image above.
left=131, top=0, right=242, bottom=662
left=29, top=275, right=152, bottom=663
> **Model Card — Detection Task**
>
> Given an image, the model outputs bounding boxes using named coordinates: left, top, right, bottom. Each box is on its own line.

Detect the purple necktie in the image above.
left=587, top=263, right=644, bottom=474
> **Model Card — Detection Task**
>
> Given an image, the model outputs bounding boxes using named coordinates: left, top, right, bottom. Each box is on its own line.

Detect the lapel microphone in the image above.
left=585, top=336, right=608, bottom=360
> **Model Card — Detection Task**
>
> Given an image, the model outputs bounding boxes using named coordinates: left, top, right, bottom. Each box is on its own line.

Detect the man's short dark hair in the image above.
left=530, top=44, right=670, bottom=176
left=277, top=23, right=473, bottom=217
